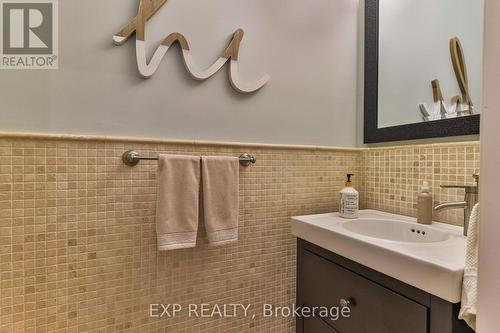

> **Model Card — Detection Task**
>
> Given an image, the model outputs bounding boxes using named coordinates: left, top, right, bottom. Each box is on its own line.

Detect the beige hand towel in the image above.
left=459, top=203, right=479, bottom=331
left=156, top=155, right=201, bottom=251
left=201, top=156, right=239, bottom=246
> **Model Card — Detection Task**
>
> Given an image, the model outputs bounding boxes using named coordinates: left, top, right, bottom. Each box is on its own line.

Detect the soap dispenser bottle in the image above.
left=417, top=181, right=433, bottom=225
left=339, top=174, right=359, bottom=219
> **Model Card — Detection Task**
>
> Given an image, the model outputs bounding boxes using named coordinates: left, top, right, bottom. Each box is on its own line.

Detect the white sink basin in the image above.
left=341, top=218, right=451, bottom=243
left=291, top=210, right=466, bottom=303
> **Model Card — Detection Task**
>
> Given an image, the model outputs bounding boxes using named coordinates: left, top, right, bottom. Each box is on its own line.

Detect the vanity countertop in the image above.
left=291, top=210, right=466, bottom=303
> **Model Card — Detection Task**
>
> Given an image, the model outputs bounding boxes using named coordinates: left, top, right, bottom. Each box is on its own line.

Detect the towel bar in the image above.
left=122, top=150, right=256, bottom=167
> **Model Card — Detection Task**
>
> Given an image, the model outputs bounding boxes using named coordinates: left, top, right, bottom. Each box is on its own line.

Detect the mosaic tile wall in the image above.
left=361, top=142, right=480, bottom=226
left=0, top=136, right=361, bottom=333
left=0, top=135, right=480, bottom=333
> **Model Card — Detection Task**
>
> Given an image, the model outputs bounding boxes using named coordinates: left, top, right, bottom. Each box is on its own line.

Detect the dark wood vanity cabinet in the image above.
left=296, top=239, right=474, bottom=333
left=303, top=315, right=340, bottom=333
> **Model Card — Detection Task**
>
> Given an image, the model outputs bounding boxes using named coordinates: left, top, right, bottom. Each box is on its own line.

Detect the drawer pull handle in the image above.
left=340, top=297, right=356, bottom=307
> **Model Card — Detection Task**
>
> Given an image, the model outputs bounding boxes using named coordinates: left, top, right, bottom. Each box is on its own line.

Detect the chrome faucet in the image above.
left=434, top=170, right=479, bottom=236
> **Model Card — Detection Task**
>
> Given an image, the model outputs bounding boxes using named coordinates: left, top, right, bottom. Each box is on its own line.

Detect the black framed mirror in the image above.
left=364, top=0, right=482, bottom=144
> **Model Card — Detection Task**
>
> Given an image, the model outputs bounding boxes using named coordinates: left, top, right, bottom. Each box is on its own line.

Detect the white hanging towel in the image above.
left=458, top=203, right=480, bottom=331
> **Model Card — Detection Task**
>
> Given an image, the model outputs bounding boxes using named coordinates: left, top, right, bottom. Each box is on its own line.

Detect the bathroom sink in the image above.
left=341, top=218, right=451, bottom=243
left=291, top=210, right=466, bottom=303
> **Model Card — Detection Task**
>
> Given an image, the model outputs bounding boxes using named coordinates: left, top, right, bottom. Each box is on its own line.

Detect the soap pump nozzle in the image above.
left=346, top=173, right=354, bottom=187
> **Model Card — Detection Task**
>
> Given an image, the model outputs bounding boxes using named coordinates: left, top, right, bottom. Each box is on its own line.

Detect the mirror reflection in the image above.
left=377, top=0, right=485, bottom=128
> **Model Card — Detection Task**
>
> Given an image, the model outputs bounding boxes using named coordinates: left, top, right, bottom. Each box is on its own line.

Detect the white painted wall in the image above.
left=0, top=0, right=359, bottom=147
left=477, top=0, right=500, bottom=331
left=378, top=0, right=484, bottom=128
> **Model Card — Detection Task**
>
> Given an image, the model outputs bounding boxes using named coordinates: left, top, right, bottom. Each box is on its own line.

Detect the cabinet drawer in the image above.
left=304, top=315, right=340, bottom=333
left=301, top=250, right=429, bottom=333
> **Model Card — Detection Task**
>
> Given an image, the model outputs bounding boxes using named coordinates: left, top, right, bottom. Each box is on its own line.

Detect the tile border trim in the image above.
left=0, top=131, right=363, bottom=152
left=0, top=131, right=479, bottom=152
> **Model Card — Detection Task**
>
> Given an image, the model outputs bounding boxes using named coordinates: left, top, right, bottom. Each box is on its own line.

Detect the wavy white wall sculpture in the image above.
left=113, top=0, right=270, bottom=93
